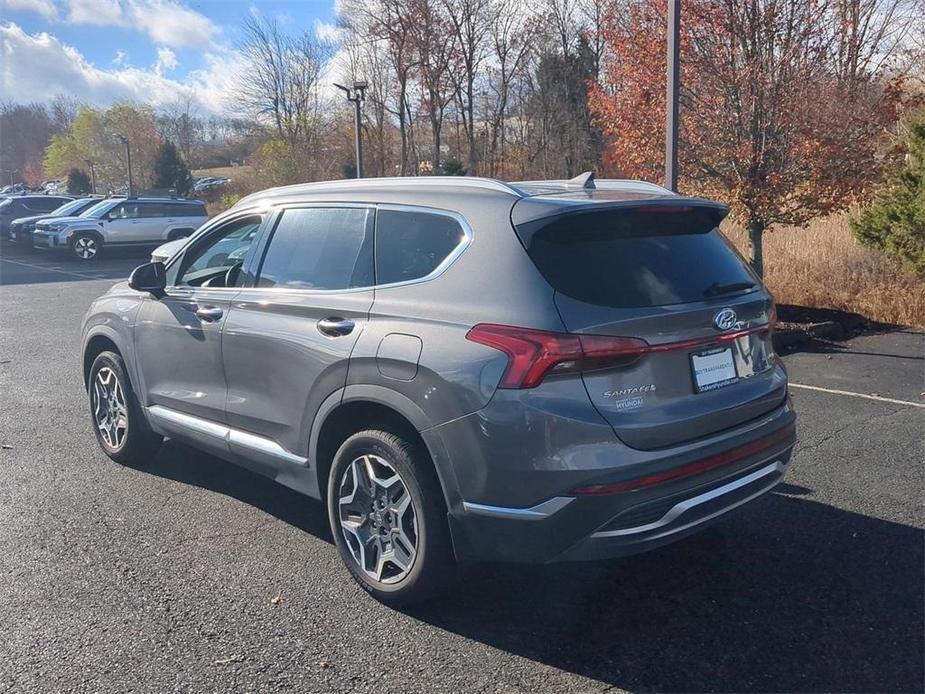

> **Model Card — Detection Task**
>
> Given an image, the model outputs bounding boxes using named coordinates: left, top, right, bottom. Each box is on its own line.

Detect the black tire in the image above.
left=327, top=430, right=456, bottom=606
left=71, top=232, right=102, bottom=261
left=87, top=351, right=162, bottom=466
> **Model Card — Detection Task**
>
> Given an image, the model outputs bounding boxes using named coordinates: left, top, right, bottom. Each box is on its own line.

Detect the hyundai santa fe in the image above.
left=80, top=174, right=796, bottom=604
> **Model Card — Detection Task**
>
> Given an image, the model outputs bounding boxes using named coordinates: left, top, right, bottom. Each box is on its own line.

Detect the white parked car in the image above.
left=32, top=197, right=208, bottom=260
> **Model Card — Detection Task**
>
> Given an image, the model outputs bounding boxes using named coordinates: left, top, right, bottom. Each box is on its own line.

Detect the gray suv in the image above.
left=33, top=197, right=207, bottom=260
left=80, top=175, right=796, bottom=604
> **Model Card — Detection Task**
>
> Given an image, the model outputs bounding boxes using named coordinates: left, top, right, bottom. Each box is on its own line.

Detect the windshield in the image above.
left=52, top=199, right=91, bottom=216
left=83, top=200, right=118, bottom=219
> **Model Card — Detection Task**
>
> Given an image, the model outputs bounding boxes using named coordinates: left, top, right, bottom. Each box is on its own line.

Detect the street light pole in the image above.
left=85, top=159, right=97, bottom=194
left=334, top=81, right=368, bottom=179
left=665, top=0, right=681, bottom=192
left=117, top=135, right=133, bottom=196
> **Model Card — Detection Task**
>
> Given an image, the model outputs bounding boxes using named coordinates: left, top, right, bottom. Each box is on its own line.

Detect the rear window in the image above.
left=522, top=207, right=757, bottom=308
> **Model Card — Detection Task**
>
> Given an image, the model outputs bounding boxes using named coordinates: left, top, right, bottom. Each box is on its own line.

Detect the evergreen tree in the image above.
left=152, top=141, right=194, bottom=196
left=852, top=111, right=925, bottom=274
left=66, top=167, right=92, bottom=195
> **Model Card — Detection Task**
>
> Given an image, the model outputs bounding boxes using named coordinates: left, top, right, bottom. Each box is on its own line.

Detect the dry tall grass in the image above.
left=723, top=213, right=925, bottom=328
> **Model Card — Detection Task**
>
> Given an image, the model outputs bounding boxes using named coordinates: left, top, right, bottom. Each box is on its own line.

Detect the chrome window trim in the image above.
left=237, top=201, right=473, bottom=296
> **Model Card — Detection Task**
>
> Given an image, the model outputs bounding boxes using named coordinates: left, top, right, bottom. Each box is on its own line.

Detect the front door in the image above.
left=133, top=214, right=265, bottom=447
left=104, top=201, right=150, bottom=244
left=221, top=205, right=375, bottom=464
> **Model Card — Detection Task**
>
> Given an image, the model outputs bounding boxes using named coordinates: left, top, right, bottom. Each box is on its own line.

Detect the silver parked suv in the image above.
left=34, top=196, right=207, bottom=260
left=80, top=174, right=796, bottom=604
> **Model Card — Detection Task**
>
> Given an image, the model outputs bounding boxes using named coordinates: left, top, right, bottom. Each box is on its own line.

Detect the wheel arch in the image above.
left=310, top=386, right=462, bottom=512
left=82, top=327, right=127, bottom=390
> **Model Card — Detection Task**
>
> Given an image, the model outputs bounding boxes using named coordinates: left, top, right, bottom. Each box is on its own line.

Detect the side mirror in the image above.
left=129, top=261, right=166, bottom=298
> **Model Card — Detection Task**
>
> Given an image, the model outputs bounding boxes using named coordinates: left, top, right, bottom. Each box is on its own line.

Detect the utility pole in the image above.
left=334, top=81, right=368, bottom=178
left=85, top=159, right=97, bottom=194
left=665, top=0, right=681, bottom=192
left=117, top=135, right=133, bottom=196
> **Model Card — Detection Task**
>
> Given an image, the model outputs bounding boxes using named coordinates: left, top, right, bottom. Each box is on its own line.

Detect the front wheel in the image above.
left=71, top=233, right=101, bottom=261
left=88, top=351, right=162, bottom=465
left=327, top=430, right=456, bottom=606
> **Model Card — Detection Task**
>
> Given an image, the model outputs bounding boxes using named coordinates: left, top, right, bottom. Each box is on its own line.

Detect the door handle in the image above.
left=195, top=306, right=224, bottom=322
left=317, top=317, right=355, bottom=337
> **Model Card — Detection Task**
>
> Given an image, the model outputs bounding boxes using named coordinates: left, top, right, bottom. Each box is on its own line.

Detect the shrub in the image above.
left=851, top=111, right=925, bottom=274
left=66, top=167, right=92, bottom=195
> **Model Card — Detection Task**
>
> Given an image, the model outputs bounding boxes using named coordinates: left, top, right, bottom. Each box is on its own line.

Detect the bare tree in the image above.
left=443, top=0, right=490, bottom=173
left=236, top=14, right=331, bottom=147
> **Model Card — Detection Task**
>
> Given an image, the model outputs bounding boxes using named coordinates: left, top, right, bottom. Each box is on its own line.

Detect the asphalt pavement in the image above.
left=1, top=241, right=922, bottom=693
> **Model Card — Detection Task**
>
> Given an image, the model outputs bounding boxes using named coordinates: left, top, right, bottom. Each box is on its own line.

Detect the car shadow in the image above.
left=139, top=439, right=333, bottom=542
left=138, top=440, right=923, bottom=692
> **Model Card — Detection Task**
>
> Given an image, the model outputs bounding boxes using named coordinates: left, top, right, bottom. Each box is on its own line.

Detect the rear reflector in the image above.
left=571, top=422, right=796, bottom=495
left=466, top=322, right=771, bottom=389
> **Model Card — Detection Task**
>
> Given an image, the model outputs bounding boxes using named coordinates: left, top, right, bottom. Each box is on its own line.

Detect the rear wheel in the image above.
left=327, top=430, right=455, bottom=606
left=88, top=351, right=162, bottom=465
left=71, top=233, right=101, bottom=261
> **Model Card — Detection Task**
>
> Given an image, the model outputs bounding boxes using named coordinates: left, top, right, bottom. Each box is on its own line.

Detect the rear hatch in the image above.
left=513, top=198, right=786, bottom=450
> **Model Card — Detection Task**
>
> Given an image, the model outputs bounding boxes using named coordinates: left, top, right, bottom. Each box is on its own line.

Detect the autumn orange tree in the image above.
left=589, top=0, right=909, bottom=276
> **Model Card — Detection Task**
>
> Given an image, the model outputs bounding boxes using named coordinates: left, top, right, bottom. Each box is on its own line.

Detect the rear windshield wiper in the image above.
left=703, top=281, right=756, bottom=298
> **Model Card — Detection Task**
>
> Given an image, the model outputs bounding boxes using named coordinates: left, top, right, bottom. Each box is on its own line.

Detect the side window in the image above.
left=27, top=198, right=65, bottom=212
left=256, top=207, right=373, bottom=290
left=108, top=203, right=140, bottom=219
left=375, top=209, right=466, bottom=285
left=137, top=203, right=163, bottom=218
left=174, top=216, right=263, bottom=288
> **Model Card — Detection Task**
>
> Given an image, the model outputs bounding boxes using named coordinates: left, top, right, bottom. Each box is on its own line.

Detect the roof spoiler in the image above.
left=511, top=196, right=730, bottom=232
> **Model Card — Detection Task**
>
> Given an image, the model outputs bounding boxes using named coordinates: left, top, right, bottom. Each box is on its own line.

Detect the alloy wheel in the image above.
left=338, top=454, right=418, bottom=584
left=92, top=366, right=128, bottom=449
left=74, top=237, right=97, bottom=259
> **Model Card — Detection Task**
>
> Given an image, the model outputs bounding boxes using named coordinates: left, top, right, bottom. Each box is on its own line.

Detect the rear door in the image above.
left=221, top=204, right=375, bottom=464
left=516, top=202, right=786, bottom=450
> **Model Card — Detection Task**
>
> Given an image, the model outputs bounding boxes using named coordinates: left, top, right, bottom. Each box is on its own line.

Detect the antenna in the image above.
left=568, top=171, right=596, bottom=189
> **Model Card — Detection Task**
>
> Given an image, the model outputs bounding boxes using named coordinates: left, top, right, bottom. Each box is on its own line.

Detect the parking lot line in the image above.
left=0, top=256, right=107, bottom=280
left=789, top=382, right=925, bottom=408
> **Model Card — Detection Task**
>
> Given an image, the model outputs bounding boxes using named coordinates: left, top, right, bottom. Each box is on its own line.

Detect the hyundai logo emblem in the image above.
left=713, top=307, right=738, bottom=331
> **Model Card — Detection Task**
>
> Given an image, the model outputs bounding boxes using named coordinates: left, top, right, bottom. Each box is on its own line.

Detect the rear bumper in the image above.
left=437, top=392, right=796, bottom=564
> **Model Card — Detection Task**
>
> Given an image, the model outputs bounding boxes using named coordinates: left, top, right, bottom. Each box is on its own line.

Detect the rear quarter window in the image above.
left=522, top=207, right=757, bottom=308
left=375, top=208, right=467, bottom=285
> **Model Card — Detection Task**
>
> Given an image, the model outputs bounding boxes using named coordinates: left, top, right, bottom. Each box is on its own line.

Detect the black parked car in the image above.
left=0, top=195, right=72, bottom=238
left=8, top=197, right=103, bottom=246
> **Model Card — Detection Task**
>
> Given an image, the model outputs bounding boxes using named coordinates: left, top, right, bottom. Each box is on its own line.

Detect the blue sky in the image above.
left=0, top=0, right=341, bottom=114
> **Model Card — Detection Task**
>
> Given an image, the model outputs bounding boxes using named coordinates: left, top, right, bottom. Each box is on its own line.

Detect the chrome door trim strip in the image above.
left=145, top=405, right=308, bottom=466
left=592, top=461, right=785, bottom=538
left=462, top=496, right=575, bottom=520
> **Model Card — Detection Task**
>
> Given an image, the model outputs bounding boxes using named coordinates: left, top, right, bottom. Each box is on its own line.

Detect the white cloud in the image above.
left=1, top=0, right=59, bottom=20
left=61, top=0, right=219, bottom=49
left=153, top=46, right=177, bottom=75
left=314, top=20, right=341, bottom=44
left=66, top=0, right=122, bottom=24
left=0, top=22, right=231, bottom=114
left=113, top=49, right=128, bottom=66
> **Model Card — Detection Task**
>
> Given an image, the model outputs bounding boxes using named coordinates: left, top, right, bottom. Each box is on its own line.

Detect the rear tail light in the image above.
left=467, top=321, right=775, bottom=389
left=465, top=323, right=648, bottom=389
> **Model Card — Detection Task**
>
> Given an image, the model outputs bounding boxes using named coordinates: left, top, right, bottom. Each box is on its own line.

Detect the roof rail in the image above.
left=235, top=176, right=526, bottom=207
